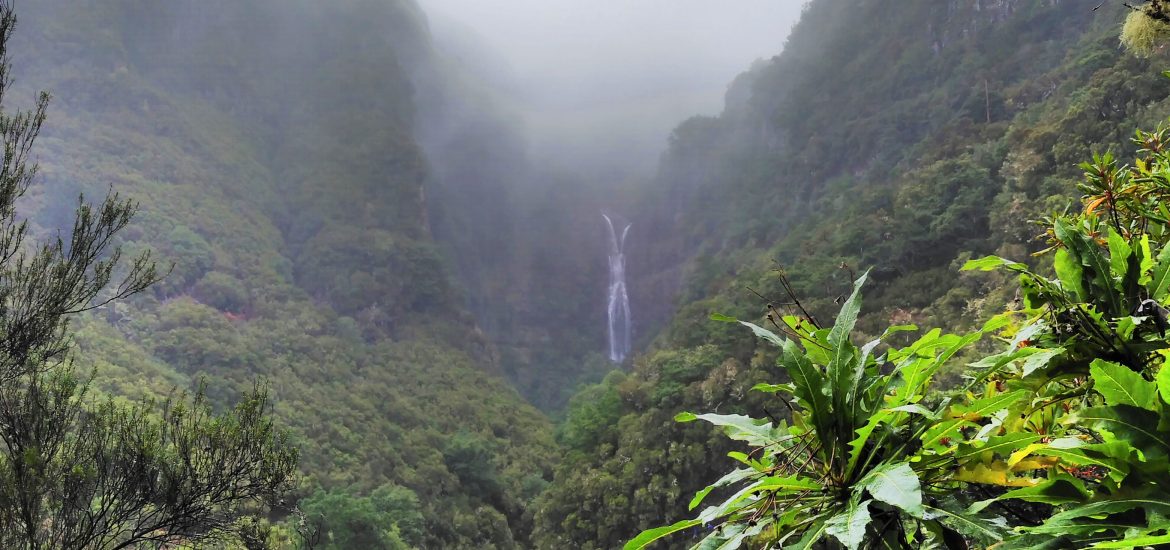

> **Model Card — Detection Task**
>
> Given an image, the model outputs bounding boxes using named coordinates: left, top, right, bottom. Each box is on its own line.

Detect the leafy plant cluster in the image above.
left=629, top=127, right=1170, bottom=549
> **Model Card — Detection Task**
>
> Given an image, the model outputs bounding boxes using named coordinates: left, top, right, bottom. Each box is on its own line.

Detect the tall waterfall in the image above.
left=603, top=213, right=632, bottom=363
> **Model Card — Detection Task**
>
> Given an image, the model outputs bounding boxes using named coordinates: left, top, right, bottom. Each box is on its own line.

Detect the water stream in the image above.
left=603, top=213, right=632, bottom=362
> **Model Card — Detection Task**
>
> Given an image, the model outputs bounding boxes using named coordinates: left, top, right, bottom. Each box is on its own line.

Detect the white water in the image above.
left=603, top=213, right=632, bottom=363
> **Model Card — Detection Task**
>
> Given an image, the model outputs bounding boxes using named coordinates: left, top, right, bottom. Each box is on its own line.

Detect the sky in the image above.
left=417, top=0, right=804, bottom=176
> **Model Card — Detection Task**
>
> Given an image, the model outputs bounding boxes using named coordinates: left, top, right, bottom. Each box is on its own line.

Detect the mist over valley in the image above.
left=2, top=1, right=1169, bottom=548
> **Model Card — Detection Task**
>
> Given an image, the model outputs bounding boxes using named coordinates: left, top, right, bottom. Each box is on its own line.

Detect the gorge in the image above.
left=7, top=0, right=1170, bottom=548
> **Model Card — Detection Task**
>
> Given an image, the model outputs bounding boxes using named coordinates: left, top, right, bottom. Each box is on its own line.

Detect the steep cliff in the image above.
left=539, top=2, right=1170, bottom=547
left=12, top=1, right=555, bottom=546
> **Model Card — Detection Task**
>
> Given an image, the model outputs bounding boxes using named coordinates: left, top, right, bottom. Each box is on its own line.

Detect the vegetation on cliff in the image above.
left=631, top=128, right=1170, bottom=548
left=539, top=2, right=1170, bottom=548
left=10, top=0, right=556, bottom=546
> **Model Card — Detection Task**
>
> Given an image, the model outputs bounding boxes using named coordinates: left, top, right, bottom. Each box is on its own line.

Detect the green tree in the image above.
left=299, top=485, right=423, bottom=550
left=0, top=2, right=298, bottom=547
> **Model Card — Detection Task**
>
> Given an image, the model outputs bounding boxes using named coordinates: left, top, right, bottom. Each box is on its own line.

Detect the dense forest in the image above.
left=7, top=0, right=1170, bottom=547
left=539, top=1, right=1170, bottom=548
left=10, top=1, right=558, bottom=547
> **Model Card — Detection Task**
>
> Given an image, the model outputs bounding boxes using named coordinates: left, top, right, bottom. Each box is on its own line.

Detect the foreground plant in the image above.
left=630, top=126, right=1170, bottom=549
left=954, top=128, right=1170, bottom=548
left=626, top=271, right=1007, bottom=549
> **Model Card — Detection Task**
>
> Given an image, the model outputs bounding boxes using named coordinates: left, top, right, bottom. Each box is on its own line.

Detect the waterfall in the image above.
left=603, top=213, right=632, bottom=363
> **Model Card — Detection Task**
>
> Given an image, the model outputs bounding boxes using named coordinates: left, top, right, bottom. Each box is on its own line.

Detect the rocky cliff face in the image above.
left=928, top=0, right=1068, bottom=53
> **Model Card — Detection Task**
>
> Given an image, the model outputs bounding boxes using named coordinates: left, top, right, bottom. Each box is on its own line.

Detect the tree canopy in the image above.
left=0, top=2, right=298, bottom=547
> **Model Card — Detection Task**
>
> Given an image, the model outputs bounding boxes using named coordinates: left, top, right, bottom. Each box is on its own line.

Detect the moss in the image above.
left=1121, top=9, right=1170, bottom=57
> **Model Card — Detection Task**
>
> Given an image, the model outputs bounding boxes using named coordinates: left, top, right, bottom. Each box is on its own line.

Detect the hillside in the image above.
left=11, top=1, right=556, bottom=547
left=537, top=1, right=1170, bottom=547
left=14, top=0, right=1170, bottom=547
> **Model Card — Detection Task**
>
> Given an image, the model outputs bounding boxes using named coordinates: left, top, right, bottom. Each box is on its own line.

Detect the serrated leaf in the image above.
left=1157, top=364, right=1170, bottom=404
left=624, top=518, right=702, bottom=550
left=1006, top=442, right=1052, bottom=469
left=778, top=338, right=831, bottom=438
left=962, top=256, right=1027, bottom=272
left=801, top=327, right=833, bottom=366
left=858, top=324, right=917, bottom=376
left=922, top=391, right=1027, bottom=449
left=1070, top=405, right=1170, bottom=461
left=825, top=500, right=872, bottom=550
left=698, top=521, right=769, bottom=550
left=1090, top=359, right=1157, bottom=410
left=896, top=332, right=981, bottom=399
left=1139, top=234, right=1154, bottom=286
left=1107, top=229, right=1133, bottom=289
left=1055, top=248, right=1086, bottom=302
left=1150, top=239, right=1170, bottom=301
left=924, top=505, right=1009, bottom=544
left=751, top=382, right=795, bottom=394
left=1010, top=321, right=1047, bottom=350
left=1092, top=533, right=1170, bottom=548
left=973, top=409, right=1009, bottom=441
left=699, top=475, right=821, bottom=524
left=1115, top=316, right=1146, bottom=340
left=1030, top=498, right=1170, bottom=535
left=1019, top=347, right=1064, bottom=378
left=961, top=390, right=1029, bottom=417
left=740, top=321, right=786, bottom=348
left=785, top=518, right=829, bottom=550
left=845, top=408, right=892, bottom=477
left=1057, top=218, right=1121, bottom=315
left=859, top=462, right=924, bottom=518
left=885, top=404, right=938, bottom=419
left=829, top=272, right=867, bottom=350
left=969, top=346, right=1041, bottom=374
left=955, top=433, right=1043, bottom=462
left=828, top=273, right=867, bottom=431
left=695, top=523, right=747, bottom=550
left=971, top=477, right=1089, bottom=512
left=995, top=534, right=1076, bottom=550
left=688, top=468, right=756, bottom=511
left=982, top=312, right=1013, bottom=333
left=681, top=413, right=783, bottom=446
left=920, top=417, right=966, bottom=451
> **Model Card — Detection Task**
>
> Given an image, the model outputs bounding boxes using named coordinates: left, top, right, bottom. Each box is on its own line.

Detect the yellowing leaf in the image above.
left=954, top=462, right=1040, bottom=487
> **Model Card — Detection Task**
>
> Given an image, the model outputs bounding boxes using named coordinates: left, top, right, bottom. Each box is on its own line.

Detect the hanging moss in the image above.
left=1121, top=7, right=1170, bottom=56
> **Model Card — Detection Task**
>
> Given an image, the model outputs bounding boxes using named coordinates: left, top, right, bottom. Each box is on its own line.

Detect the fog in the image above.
left=418, top=0, right=803, bottom=178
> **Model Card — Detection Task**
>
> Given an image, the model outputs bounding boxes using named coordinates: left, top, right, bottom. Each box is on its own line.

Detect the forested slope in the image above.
left=18, top=0, right=1170, bottom=547
left=11, top=1, right=555, bottom=547
left=538, top=2, right=1170, bottom=547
